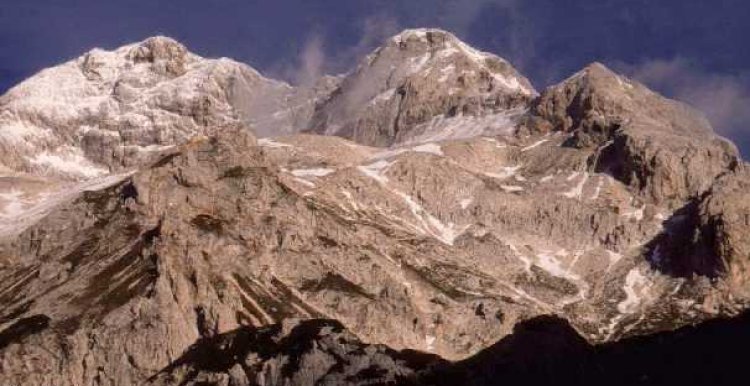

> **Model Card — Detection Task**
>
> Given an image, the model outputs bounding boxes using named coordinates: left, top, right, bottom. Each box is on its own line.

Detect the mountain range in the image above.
left=0, top=28, right=748, bottom=385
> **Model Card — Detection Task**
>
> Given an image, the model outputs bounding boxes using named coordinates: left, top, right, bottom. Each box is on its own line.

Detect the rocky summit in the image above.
left=0, top=28, right=748, bottom=385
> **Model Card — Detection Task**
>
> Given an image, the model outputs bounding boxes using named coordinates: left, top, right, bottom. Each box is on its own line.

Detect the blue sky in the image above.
left=1, top=0, right=748, bottom=156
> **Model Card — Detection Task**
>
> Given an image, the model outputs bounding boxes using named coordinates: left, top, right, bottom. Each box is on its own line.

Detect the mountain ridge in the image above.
left=0, top=28, right=749, bottom=386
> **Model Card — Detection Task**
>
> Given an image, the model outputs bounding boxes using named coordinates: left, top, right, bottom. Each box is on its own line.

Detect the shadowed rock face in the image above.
left=1, top=29, right=749, bottom=386
left=429, top=309, right=750, bottom=386
left=148, top=319, right=442, bottom=386
left=148, top=311, right=750, bottom=386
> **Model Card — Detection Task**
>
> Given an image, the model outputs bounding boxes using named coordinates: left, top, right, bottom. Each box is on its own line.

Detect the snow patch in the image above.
left=0, top=172, right=134, bottom=238
left=451, top=39, right=534, bottom=95
left=485, top=165, right=522, bottom=180
left=357, top=160, right=393, bottom=184
left=371, top=88, right=396, bottom=104
left=358, top=161, right=468, bottom=246
left=536, top=251, right=581, bottom=281
left=291, top=168, right=335, bottom=178
left=562, top=172, right=589, bottom=199
left=29, top=149, right=108, bottom=179
left=0, top=123, right=50, bottom=143
left=411, top=143, right=444, bottom=156
left=590, top=178, right=604, bottom=200
left=398, top=109, right=523, bottom=146
left=616, top=76, right=634, bottom=90
left=617, top=268, right=651, bottom=314
left=521, top=139, right=548, bottom=152
left=408, top=53, right=431, bottom=74
left=0, top=190, right=25, bottom=219
left=368, top=143, right=443, bottom=160
left=396, top=191, right=468, bottom=245
left=340, top=189, right=360, bottom=211
left=438, top=64, right=456, bottom=83
left=425, top=335, right=436, bottom=351
left=500, top=185, right=524, bottom=193
left=508, top=244, right=533, bottom=272
left=258, top=138, right=292, bottom=148
left=606, top=250, right=623, bottom=266
left=622, top=205, right=645, bottom=221
left=460, top=198, right=473, bottom=209
left=292, top=177, right=316, bottom=188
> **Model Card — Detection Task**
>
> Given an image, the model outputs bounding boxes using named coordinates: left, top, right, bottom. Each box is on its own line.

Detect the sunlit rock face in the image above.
left=0, top=29, right=748, bottom=386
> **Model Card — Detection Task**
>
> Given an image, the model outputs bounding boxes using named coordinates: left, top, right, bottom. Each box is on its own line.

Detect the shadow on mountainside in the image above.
left=147, top=310, right=750, bottom=386
left=642, top=197, right=726, bottom=280
left=422, top=311, right=750, bottom=386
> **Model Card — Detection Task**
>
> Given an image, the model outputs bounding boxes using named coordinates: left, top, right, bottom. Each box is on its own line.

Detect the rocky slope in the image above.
left=0, top=29, right=748, bottom=385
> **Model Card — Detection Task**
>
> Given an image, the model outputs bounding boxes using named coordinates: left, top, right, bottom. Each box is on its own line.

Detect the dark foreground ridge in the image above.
left=425, top=310, right=750, bottom=386
left=147, top=310, right=750, bottom=385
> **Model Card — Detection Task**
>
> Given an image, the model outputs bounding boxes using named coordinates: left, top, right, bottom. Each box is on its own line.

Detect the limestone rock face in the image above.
left=1, top=29, right=750, bottom=386
left=0, top=127, right=746, bottom=385
left=306, top=29, right=536, bottom=147
left=529, top=63, right=740, bottom=206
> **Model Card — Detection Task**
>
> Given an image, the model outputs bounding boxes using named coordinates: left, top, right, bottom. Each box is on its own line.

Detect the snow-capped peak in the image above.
left=0, top=36, right=303, bottom=179
left=382, top=28, right=536, bottom=95
left=304, top=28, right=536, bottom=146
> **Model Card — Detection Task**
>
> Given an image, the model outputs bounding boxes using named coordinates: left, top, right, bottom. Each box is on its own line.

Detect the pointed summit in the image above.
left=305, top=28, right=535, bottom=147
left=123, top=36, right=192, bottom=76
left=530, top=62, right=739, bottom=204
left=537, top=61, right=715, bottom=138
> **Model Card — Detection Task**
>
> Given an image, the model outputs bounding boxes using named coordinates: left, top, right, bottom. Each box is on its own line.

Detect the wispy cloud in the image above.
left=292, top=34, right=326, bottom=87
left=440, top=0, right=519, bottom=35
left=618, top=58, right=750, bottom=155
left=329, top=14, right=401, bottom=73
left=270, top=15, right=400, bottom=86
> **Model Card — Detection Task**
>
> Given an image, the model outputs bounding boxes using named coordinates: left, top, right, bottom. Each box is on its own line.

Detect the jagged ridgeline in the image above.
left=0, top=29, right=748, bottom=385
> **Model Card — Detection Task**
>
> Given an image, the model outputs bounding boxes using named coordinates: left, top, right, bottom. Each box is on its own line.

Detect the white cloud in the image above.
left=294, top=34, right=326, bottom=87
left=620, top=58, right=750, bottom=151
left=268, top=15, right=400, bottom=86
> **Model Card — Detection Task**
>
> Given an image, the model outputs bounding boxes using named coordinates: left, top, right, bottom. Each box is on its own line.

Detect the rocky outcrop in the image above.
left=528, top=63, right=740, bottom=207
left=306, top=29, right=536, bottom=147
left=148, top=319, right=440, bottom=386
